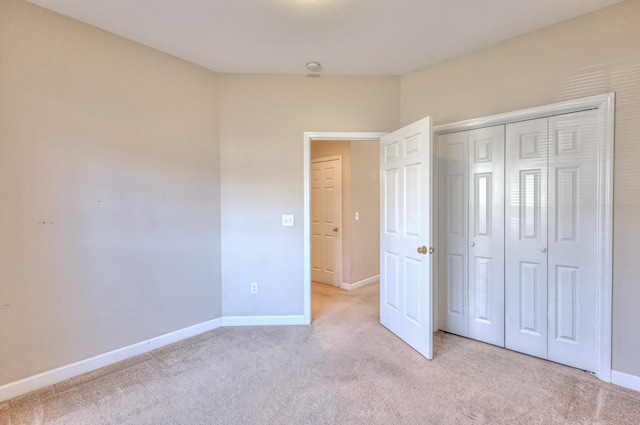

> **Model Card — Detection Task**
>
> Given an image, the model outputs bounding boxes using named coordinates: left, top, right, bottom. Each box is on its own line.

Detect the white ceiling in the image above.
left=27, top=0, right=623, bottom=76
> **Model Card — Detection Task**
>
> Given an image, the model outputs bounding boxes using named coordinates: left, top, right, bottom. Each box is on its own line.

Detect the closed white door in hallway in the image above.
left=311, top=157, right=343, bottom=286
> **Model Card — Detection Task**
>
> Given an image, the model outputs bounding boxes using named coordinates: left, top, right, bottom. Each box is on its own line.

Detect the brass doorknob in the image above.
left=417, top=246, right=427, bottom=255
left=333, top=227, right=338, bottom=232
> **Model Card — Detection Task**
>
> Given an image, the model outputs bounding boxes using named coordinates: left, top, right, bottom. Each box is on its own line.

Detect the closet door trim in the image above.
left=432, top=92, right=614, bottom=384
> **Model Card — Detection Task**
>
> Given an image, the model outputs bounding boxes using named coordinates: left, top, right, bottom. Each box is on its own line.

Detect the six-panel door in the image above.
left=547, top=109, right=599, bottom=372
left=311, top=158, right=343, bottom=286
left=468, top=126, right=505, bottom=347
left=437, top=126, right=505, bottom=347
left=505, top=118, right=549, bottom=359
left=422, top=109, right=599, bottom=372
left=380, top=117, right=433, bottom=360
left=437, top=131, right=469, bottom=338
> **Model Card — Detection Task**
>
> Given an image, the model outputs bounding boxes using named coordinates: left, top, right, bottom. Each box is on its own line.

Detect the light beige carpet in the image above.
left=1, top=282, right=639, bottom=424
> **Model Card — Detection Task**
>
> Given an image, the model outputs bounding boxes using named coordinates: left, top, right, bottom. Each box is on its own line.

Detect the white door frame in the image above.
left=303, top=132, right=387, bottom=323
left=432, top=92, right=615, bottom=383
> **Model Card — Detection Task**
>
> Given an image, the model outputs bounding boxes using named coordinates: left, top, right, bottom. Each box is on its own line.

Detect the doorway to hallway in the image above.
left=305, top=133, right=384, bottom=323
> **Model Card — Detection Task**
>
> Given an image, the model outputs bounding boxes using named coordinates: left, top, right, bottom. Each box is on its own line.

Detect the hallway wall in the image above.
left=311, top=140, right=380, bottom=287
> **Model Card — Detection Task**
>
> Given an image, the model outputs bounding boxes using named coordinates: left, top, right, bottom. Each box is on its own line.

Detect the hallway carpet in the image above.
left=1, top=282, right=639, bottom=424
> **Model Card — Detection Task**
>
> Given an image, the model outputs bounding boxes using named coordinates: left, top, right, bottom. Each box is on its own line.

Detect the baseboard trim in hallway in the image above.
left=340, top=275, right=380, bottom=291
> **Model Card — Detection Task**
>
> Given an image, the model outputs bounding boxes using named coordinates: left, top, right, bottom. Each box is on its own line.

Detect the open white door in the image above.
left=380, top=116, right=434, bottom=359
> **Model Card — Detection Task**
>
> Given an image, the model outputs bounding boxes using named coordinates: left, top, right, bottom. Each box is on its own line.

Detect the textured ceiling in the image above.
left=27, top=0, right=623, bottom=75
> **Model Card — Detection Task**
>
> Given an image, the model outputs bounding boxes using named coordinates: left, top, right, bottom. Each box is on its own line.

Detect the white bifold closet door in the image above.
left=505, top=109, right=600, bottom=372
left=438, top=130, right=469, bottom=337
left=438, top=125, right=505, bottom=347
left=439, top=109, right=600, bottom=373
left=468, top=126, right=505, bottom=346
left=504, top=117, right=549, bottom=359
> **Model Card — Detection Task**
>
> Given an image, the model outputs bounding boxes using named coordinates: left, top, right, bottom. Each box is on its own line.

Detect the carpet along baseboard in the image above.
left=0, top=318, right=223, bottom=403
left=0, top=315, right=308, bottom=402
left=222, top=315, right=306, bottom=326
left=9, top=313, right=633, bottom=403
left=340, top=275, right=380, bottom=291
left=611, top=370, right=640, bottom=392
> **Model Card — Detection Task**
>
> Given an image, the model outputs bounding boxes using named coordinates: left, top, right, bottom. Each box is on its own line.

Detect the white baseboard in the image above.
left=611, top=370, right=640, bottom=392
left=5, top=312, right=634, bottom=403
left=1, top=314, right=308, bottom=402
left=0, top=318, right=223, bottom=403
left=340, top=275, right=380, bottom=291
left=222, top=315, right=306, bottom=326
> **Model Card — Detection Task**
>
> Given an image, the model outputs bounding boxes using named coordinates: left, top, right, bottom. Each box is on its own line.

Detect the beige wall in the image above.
left=4, top=0, right=638, bottom=393
left=311, top=140, right=380, bottom=285
left=350, top=141, right=380, bottom=283
left=220, top=74, right=399, bottom=316
left=401, top=0, right=640, bottom=376
left=0, top=0, right=221, bottom=386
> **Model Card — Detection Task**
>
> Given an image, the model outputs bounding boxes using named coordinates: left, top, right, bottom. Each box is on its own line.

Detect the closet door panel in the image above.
left=547, top=110, right=599, bottom=372
left=437, top=131, right=469, bottom=337
left=468, top=125, right=505, bottom=346
left=505, top=118, right=548, bottom=359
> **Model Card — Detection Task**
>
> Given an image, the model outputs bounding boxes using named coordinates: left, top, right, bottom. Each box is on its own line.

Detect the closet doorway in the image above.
left=434, top=93, right=614, bottom=382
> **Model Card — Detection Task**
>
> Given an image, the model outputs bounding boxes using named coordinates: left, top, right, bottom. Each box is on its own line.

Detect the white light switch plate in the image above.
left=282, top=214, right=294, bottom=227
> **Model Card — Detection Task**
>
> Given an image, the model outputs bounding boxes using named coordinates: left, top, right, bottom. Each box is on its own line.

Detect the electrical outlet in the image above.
left=250, top=282, right=258, bottom=295
left=282, top=214, right=294, bottom=227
